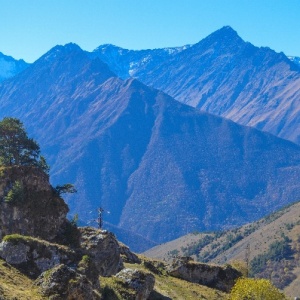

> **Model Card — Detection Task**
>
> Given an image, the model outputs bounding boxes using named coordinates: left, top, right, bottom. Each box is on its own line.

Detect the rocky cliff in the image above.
left=0, top=165, right=157, bottom=299
left=0, top=166, right=68, bottom=242
left=0, top=164, right=244, bottom=299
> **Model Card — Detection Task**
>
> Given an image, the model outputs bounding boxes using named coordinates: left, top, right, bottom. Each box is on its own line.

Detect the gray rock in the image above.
left=115, top=268, right=155, bottom=300
left=0, top=236, right=77, bottom=278
left=0, top=241, right=29, bottom=264
left=35, top=264, right=100, bottom=300
left=0, top=166, right=68, bottom=242
left=119, top=242, right=141, bottom=264
left=79, top=227, right=123, bottom=276
left=167, top=256, right=242, bottom=292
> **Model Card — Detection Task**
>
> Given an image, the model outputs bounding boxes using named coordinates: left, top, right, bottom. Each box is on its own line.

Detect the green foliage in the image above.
left=229, top=278, right=287, bottom=300
left=78, top=254, right=91, bottom=271
left=250, top=236, right=293, bottom=275
left=0, top=117, right=50, bottom=173
left=4, top=180, right=24, bottom=204
left=2, top=234, right=33, bottom=245
left=181, top=235, right=214, bottom=258
left=100, top=277, right=136, bottom=300
left=249, top=236, right=296, bottom=289
left=54, top=183, right=77, bottom=196
left=70, top=213, right=79, bottom=226
left=81, top=254, right=90, bottom=265
left=0, top=118, right=39, bottom=166
left=38, top=155, right=50, bottom=174
left=168, top=249, right=179, bottom=257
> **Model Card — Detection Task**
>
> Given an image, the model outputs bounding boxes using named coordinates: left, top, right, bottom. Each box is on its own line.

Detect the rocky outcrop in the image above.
left=35, top=264, right=101, bottom=300
left=119, top=242, right=141, bottom=264
left=0, top=235, right=78, bottom=278
left=78, top=227, right=123, bottom=276
left=0, top=166, right=68, bottom=242
left=0, top=226, right=124, bottom=281
left=115, top=268, right=155, bottom=300
left=167, top=257, right=241, bottom=292
left=143, top=259, right=166, bottom=275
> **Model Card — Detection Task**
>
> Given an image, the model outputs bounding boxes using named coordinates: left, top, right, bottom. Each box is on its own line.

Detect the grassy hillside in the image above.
left=101, top=256, right=229, bottom=300
left=0, top=259, right=45, bottom=300
left=0, top=256, right=230, bottom=300
left=145, top=201, right=300, bottom=298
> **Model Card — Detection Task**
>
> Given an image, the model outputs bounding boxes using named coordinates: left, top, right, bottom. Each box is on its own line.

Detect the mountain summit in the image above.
left=93, top=26, right=300, bottom=145
left=0, top=52, right=29, bottom=82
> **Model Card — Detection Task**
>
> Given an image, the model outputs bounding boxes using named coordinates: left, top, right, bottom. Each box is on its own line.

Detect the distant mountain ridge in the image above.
left=2, top=27, right=299, bottom=145
left=90, top=43, right=191, bottom=79
left=92, top=26, right=300, bottom=146
left=0, top=52, right=29, bottom=82
left=0, top=43, right=300, bottom=251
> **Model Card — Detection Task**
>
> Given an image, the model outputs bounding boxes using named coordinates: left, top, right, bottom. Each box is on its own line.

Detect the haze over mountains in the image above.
left=94, top=26, right=300, bottom=146
left=0, top=27, right=300, bottom=251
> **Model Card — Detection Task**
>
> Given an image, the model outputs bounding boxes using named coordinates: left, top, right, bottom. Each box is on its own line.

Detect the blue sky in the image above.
left=0, top=0, right=299, bottom=62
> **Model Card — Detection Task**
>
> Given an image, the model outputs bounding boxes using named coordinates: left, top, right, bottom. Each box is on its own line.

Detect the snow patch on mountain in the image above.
left=91, top=44, right=192, bottom=79
left=288, top=56, right=300, bottom=67
left=0, top=52, right=29, bottom=82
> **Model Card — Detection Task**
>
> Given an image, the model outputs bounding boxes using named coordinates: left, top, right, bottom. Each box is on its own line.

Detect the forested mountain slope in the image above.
left=0, top=44, right=300, bottom=250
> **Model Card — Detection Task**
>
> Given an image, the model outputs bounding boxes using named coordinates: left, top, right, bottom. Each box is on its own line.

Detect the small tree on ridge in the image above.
left=0, top=117, right=49, bottom=173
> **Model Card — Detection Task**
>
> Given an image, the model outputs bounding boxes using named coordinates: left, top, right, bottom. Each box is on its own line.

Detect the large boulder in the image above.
left=115, top=268, right=155, bottom=300
left=78, top=227, right=123, bottom=276
left=167, top=256, right=242, bottom=292
left=119, top=242, right=141, bottom=264
left=0, top=166, right=69, bottom=242
left=0, top=235, right=78, bottom=278
left=35, top=264, right=101, bottom=300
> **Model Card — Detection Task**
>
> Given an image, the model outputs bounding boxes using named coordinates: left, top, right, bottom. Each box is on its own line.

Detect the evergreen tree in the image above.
left=0, top=117, right=48, bottom=173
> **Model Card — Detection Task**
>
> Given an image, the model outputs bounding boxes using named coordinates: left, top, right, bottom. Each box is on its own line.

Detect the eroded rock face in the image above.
left=167, top=257, right=242, bottom=292
left=35, top=264, right=101, bottom=300
left=115, top=268, right=155, bottom=300
left=0, top=236, right=77, bottom=278
left=79, top=227, right=123, bottom=276
left=0, top=166, right=69, bottom=242
left=119, top=242, right=141, bottom=264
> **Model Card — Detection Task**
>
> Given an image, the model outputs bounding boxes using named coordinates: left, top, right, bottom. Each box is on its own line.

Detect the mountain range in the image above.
left=93, top=26, right=300, bottom=146
left=0, top=27, right=300, bottom=252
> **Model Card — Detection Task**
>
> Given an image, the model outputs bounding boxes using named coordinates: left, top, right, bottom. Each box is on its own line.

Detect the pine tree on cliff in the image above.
left=0, top=117, right=49, bottom=173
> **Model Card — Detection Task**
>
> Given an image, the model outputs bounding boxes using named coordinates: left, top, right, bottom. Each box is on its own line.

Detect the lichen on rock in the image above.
left=115, top=268, right=155, bottom=300
left=35, top=264, right=101, bottom=300
left=0, top=234, right=78, bottom=278
left=0, top=166, right=69, bottom=242
left=78, top=227, right=123, bottom=276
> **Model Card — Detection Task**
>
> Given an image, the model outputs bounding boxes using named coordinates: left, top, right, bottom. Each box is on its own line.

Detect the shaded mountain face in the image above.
left=92, top=26, right=300, bottom=146
left=0, top=44, right=300, bottom=249
left=0, top=52, right=29, bottom=82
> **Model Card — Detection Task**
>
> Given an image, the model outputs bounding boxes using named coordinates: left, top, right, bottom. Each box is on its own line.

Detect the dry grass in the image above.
left=0, top=259, right=45, bottom=300
left=144, top=201, right=300, bottom=299
left=122, top=258, right=229, bottom=300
